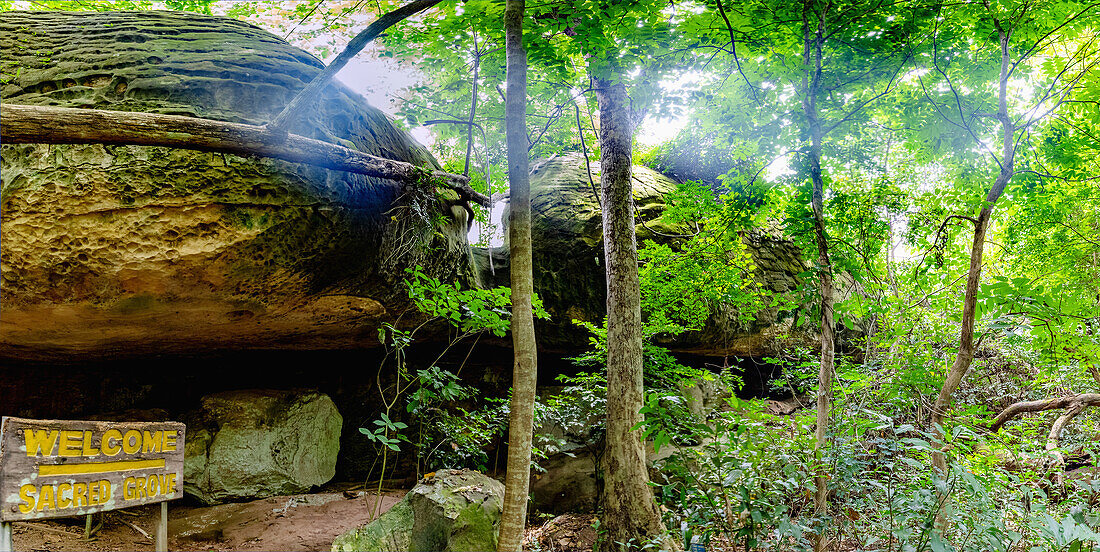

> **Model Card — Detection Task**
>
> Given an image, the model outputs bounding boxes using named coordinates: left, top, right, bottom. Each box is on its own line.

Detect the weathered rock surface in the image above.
left=184, top=389, right=342, bottom=505
left=332, top=469, right=504, bottom=552
left=0, top=11, right=473, bottom=361
left=486, top=153, right=809, bottom=356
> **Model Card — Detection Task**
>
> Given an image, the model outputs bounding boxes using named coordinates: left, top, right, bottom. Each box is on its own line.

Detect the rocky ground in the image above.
left=8, top=485, right=405, bottom=552
left=9, top=483, right=597, bottom=552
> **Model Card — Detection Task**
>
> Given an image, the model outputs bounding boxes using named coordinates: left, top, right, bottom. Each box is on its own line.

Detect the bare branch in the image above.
left=714, top=0, right=759, bottom=101
left=990, top=393, right=1100, bottom=433
left=1, top=103, right=490, bottom=208
left=268, top=0, right=443, bottom=133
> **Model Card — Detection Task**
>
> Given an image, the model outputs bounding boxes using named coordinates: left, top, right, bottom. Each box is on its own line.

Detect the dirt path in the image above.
left=9, top=488, right=405, bottom=552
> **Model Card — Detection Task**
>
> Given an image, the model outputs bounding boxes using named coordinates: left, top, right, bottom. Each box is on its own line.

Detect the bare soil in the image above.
left=525, top=513, right=599, bottom=552
left=9, top=486, right=406, bottom=552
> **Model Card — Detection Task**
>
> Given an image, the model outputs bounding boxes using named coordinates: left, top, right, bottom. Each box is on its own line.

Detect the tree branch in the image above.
left=989, top=393, right=1100, bottom=433
left=1, top=103, right=490, bottom=208
left=267, top=0, right=443, bottom=133
left=714, top=0, right=759, bottom=101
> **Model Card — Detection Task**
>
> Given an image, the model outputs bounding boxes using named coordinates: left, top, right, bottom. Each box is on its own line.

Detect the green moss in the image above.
left=449, top=501, right=500, bottom=552
left=331, top=501, right=414, bottom=552
left=115, top=293, right=157, bottom=314
left=0, top=10, right=473, bottom=326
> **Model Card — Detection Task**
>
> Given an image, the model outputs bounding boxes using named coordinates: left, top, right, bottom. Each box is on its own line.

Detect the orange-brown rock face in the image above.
left=0, top=11, right=473, bottom=361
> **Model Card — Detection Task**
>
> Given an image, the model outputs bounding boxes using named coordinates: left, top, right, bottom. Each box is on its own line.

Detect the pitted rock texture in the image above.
left=0, top=11, right=473, bottom=361
left=488, top=153, right=809, bottom=356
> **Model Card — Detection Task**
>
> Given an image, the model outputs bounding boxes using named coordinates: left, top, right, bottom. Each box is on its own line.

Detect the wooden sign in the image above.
left=0, top=417, right=185, bottom=522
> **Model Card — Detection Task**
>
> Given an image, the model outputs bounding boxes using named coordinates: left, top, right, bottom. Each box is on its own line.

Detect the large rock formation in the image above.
left=184, top=389, right=342, bottom=504
left=0, top=11, right=473, bottom=361
left=487, top=153, right=809, bottom=356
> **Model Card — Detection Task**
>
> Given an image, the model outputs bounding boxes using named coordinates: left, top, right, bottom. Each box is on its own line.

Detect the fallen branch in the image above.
left=990, top=392, right=1100, bottom=483
left=1, top=104, right=489, bottom=208
left=116, top=517, right=152, bottom=542
left=989, top=393, right=1100, bottom=433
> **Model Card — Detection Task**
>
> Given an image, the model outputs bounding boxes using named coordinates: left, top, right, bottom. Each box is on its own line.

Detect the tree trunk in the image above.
left=497, top=0, right=536, bottom=550
left=594, top=74, right=679, bottom=552
left=928, top=26, right=1016, bottom=533
left=801, top=6, right=834, bottom=551
left=0, top=104, right=489, bottom=207
left=463, top=31, right=480, bottom=177
left=930, top=27, right=1014, bottom=472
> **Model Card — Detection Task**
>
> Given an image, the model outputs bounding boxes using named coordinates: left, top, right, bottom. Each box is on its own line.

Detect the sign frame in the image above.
left=0, top=417, right=185, bottom=551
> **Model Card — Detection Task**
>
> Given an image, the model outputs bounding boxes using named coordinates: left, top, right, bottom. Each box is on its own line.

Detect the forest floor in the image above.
left=8, top=484, right=406, bottom=552
left=8, top=484, right=600, bottom=552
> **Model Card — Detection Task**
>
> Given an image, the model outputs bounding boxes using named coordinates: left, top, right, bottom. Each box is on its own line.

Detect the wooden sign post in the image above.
left=0, top=417, right=185, bottom=552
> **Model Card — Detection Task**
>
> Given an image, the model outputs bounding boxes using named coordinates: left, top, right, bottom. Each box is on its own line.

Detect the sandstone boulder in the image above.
left=486, top=153, right=809, bottom=356
left=332, top=469, right=504, bottom=552
left=0, top=11, right=473, bottom=362
left=184, top=389, right=342, bottom=505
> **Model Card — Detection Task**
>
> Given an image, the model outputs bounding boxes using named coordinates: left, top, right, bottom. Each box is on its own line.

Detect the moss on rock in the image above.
left=0, top=11, right=474, bottom=360
left=487, top=153, right=809, bottom=356
left=331, top=469, right=504, bottom=552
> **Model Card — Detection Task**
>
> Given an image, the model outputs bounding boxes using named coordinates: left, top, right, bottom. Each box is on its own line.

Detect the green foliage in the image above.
left=638, top=179, right=775, bottom=336
left=4, top=1, right=1100, bottom=547
left=655, top=398, right=815, bottom=550
left=651, top=398, right=1100, bottom=551
left=359, top=412, right=407, bottom=452
left=362, top=266, right=549, bottom=480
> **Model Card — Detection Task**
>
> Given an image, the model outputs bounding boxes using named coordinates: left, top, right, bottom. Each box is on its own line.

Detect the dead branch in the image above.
left=1, top=104, right=489, bottom=208
left=990, top=393, right=1100, bottom=433
left=117, top=517, right=153, bottom=542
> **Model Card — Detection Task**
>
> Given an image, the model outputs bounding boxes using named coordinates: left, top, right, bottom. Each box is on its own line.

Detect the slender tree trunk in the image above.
left=497, top=1, right=536, bottom=550
left=930, top=27, right=1014, bottom=473
left=802, top=6, right=834, bottom=551
left=594, top=73, right=679, bottom=552
left=809, top=140, right=835, bottom=552
left=929, top=27, right=1015, bottom=534
left=464, top=30, right=480, bottom=177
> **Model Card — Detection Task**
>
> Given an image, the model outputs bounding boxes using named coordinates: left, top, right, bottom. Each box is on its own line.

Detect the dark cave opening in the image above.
left=0, top=344, right=790, bottom=482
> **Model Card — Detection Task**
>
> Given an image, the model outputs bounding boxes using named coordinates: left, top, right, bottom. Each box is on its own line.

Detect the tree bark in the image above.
left=1088, top=363, right=1100, bottom=387
left=0, top=103, right=489, bottom=208
left=267, top=0, right=443, bottom=133
left=497, top=1, right=536, bottom=550
left=594, top=74, right=679, bottom=552
left=990, top=394, right=1100, bottom=433
left=927, top=25, right=1016, bottom=533
left=930, top=27, right=1015, bottom=473
left=801, top=5, right=834, bottom=551
left=991, top=393, right=1100, bottom=483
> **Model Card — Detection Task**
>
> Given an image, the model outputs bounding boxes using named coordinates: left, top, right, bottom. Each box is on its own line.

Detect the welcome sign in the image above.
left=0, top=417, right=185, bottom=521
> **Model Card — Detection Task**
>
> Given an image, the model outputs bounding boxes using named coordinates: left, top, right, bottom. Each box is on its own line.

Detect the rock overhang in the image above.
left=0, top=10, right=474, bottom=362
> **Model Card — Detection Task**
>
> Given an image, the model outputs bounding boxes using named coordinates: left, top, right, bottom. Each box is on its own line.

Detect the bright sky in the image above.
left=224, top=0, right=684, bottom=150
